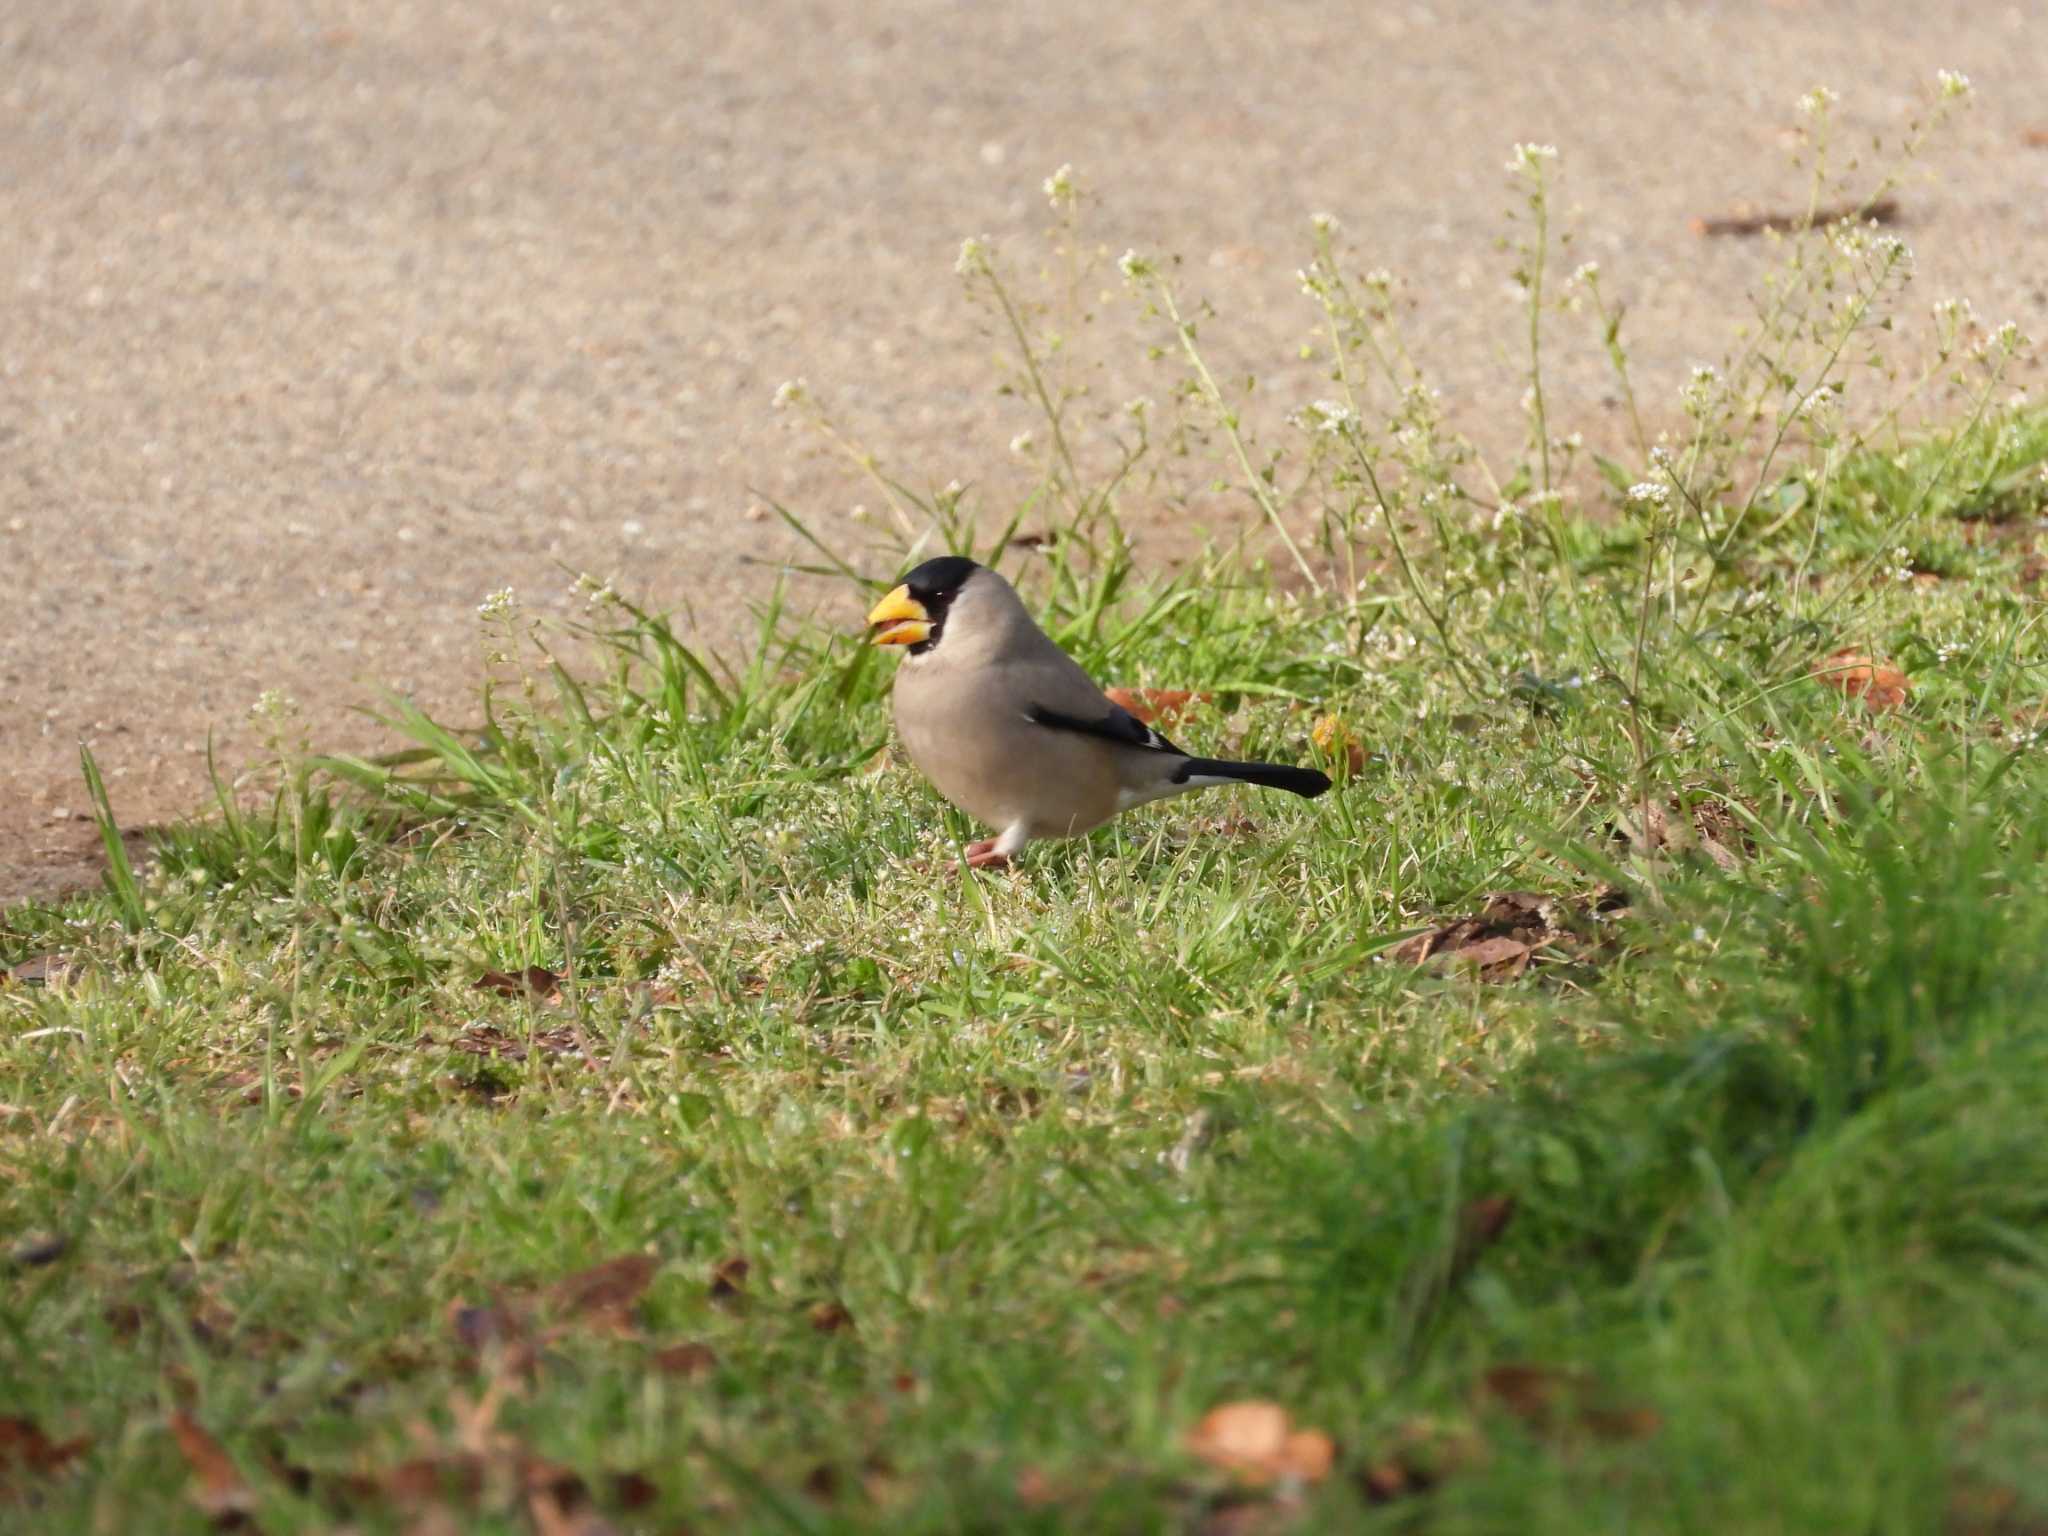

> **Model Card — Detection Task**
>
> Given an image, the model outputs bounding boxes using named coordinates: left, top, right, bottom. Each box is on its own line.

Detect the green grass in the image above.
left=6, top=395, right=2048, bottom=1531
left=8, top=100, right=2048, bottom=1524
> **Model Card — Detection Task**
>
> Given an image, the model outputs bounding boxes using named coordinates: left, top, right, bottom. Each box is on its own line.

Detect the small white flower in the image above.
left=1363, top=267, right=1394, bottom=293
left=477, top=587, right=517, bottom=622
left=1682, top=364, right=1721, bottom=417
left=1009, top=429, right=1036, bottom=456
left=1505, top=142, right=1559, bottom=174
left=1571, top=260, right=1601, bottom=286
left=1797, top=85, right=1840, bottom=117
left=1042, top=163, right=1077, bottom=209
left=1628, top=481, right=1671, bottom=510
left=955, top=235, right=992, bottom=277
left=771, top=378, right=807, bottom=410
left=1303, top=399, right=1356, bottom=436
left=1309, top=210, right=1342, bottom=237
left=1117, top=248, right=1154, bottom=281
left=1936, top=69, right=1972, bottom=100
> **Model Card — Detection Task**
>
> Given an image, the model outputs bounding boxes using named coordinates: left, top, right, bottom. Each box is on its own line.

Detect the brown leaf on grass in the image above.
left=808, top=1300, right=855, bottom=1335
left=0, top=954, right=73, bottom=987
left=7, top=1234, right=68, bottom=1271
left=1391, top=889, right=1617, bottom=980
left=650, top=1341, right=717, bottom=1378
left=169, top=1411, right=256, bottom=1526
left=1357, top=1416, right=1487, bottom=1505
left=446, top=1299, right=534, bottom=1374
left=0, top=1415, right=91, bottom=1501
left=1692, top=195, right=1899, bottom=238
left=1310, top=714, right=1367, bottom=775
left=1197, top=1495, right=1305, bottom=1536
left=1456, top=1195, right=1516, bottom=1265
left=707, top=1256, right=750, bottom=1303
left=548, top=1254, right=657, bottom=1329
left=449, top=1024, right=582, bottom=1062
left=1184, top=1402, right=1336, bottom=1488
left=1812, top=649, right=1910, bottom=711
left=1477, top=1364, right=1661, bottom=1442
left=1610, top=797, right=1750, bottom=869
left=1945, top=1477, right=2048, bottom=1535
left=525, top=1455, right=621, bottom=1536
left=1104, top=687, right=1212, bottom=726
left=474, top=965, right=563, bottom=1001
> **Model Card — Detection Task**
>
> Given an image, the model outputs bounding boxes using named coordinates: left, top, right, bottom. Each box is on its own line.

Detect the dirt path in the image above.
left=5, top=0, right=2044, bottom=906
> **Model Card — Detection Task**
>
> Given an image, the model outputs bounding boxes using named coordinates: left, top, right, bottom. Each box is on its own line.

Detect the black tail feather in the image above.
left=1173, top=756, right=1333, bottom=799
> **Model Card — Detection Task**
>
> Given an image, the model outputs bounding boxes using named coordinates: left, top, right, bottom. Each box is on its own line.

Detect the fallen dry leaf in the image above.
left=708, top=1256, right=750, bottom=1302
left=0, top=954, right=73, bottom=987
left=447, top=1299, right=534, bottom=1374
left=1197, top=1495, right=1305, bottom=1536
left=650, top=1341, right=717, bottom=1378
left=1609, top=797, right=1749, bottom=869
left=1456, top=1195, right=1516, bottom=1266
left=548, top=1254, right=658, bottom=1329
left=1692, top=194, right=1898, bottom=238
left=1310, top=714, right=1367, bottom=775
left=2024, top=127, right=2048, bottom=149
left=808, top=1300, right=855, bottom=1335
left=1184, top=1401, right=1336, bottom=1488
left=448, top=1024, right=582, bottom=1062
left=1357, top=1415, right=1487, bottom=1505
left=1014, top=1465, right=1059, bottom=1506
left=1477, top=1364, right=1661, bottom=1443
left=525, top=1455, right=621, bottom=1536
left=7, top=1234, right=68, bottom=1271
left=169, top=1411, right=255, bottom=1526
left=0, top=1415, right=90, bottom=1501
left=1105, top=687, right=1212, bottom=726
left=474, top=965, right=564, bottom=1001
left=1812, top=649, right=1909, bottom=711
left=1391, top=889, right=1620, bottom=979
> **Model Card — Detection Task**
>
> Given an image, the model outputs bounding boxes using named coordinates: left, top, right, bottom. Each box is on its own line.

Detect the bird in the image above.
left=865, top=555, right=1333, bottom=869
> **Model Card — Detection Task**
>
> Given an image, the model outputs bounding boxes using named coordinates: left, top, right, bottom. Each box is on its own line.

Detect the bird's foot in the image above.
left=960, top=838, right=1013, bottom=872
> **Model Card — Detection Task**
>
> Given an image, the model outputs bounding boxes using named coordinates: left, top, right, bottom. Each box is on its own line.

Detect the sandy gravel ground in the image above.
left=4, top=0, right=2045, bottom=905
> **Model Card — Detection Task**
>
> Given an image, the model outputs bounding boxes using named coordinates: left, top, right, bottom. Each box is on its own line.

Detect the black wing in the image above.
left=1027, top=702, right=1186, bottom=757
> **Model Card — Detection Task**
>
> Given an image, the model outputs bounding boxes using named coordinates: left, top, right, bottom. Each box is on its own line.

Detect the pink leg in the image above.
left=961, top=838, right=1012, bottom=871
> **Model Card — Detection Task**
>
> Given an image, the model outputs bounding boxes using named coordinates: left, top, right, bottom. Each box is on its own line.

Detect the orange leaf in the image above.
left=549, top=1253, right=658, bottom=1326
left=1311, top=714, right=1367, bottom=774
left=651, top=1341, right=717, bottom=1378
left=168, top=1411, right=253, bottom=1523
left=808, top=1300, right=855, bottom=1335
left=1105, top=687, right=1211, bottom=726
left=0, top=1415, right=90, bottom=1500
left=708, top=1255, right=750, bottom=1301
left=1184, top=1401, right=1335, bottom=1487
left=1812, top=650, right=1909, bottom=711
left=475, top=965, right=564, bottom=1000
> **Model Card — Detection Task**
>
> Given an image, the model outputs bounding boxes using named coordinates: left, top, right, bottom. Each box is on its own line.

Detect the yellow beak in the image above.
left=866, top=584, right=932, bottom=647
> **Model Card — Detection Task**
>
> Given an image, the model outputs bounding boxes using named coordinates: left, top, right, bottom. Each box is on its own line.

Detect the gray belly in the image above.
left=894, top=676, right=1120, bottom=837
